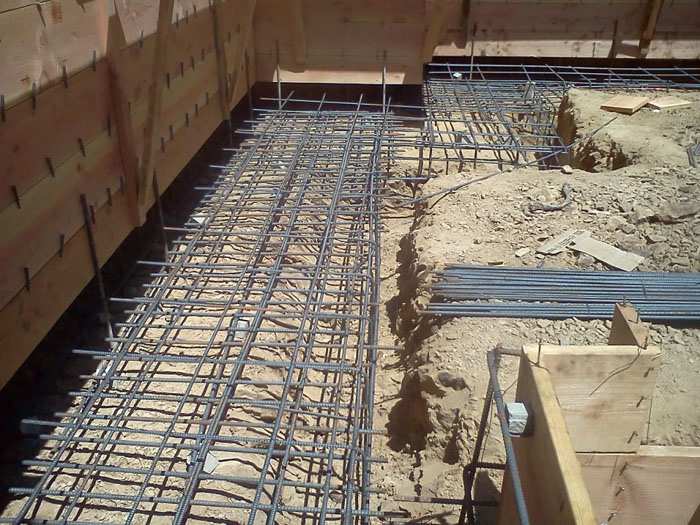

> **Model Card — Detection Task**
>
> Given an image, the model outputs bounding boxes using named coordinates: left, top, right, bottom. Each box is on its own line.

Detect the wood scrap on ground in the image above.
left=600, top=95, right=649, bottom=115
left=569, top=235, right=644, bottom=272
left=537, top=230, right=644, bottom=271
left=648, top=96, right=692, bottom=110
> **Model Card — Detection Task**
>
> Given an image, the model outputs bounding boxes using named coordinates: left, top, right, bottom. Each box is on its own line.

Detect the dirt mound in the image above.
left=557, top=88, right=700, bottom=172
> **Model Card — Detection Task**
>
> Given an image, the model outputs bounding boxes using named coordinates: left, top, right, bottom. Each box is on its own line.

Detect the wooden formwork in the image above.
left=1, top=0, right=700, bottom=389
left=498, top=344, right=700, bottom=524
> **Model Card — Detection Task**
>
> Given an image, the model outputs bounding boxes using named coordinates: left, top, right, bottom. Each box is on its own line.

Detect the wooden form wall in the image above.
left=0, top=0, right=256, bottom=389
left=498, top=345, right=700, bottom=524
left=0, top=1, right=699, bottom=390
left=433, top=0, right=700, bottom=60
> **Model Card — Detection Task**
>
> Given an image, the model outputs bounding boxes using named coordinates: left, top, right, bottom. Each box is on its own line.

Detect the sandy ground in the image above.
left=372, top=89, right=700, bottom=523
left=1, top=88, right=699, bottom=524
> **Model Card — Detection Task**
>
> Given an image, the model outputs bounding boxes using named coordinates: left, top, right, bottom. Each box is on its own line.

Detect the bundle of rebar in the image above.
left=427, top=265, right=700, bottom=321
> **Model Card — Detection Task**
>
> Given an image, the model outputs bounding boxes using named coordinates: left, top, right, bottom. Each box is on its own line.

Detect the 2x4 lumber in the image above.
left=210, top=0, right=233, bottom=123
left=524, top=345, right=660, bottom=453
left=422, top=0, right=449, bottom=62
left=137, top=0, right=175, bottom=220
left=579, top=446, right=700, bottom=524
left=640, top=0, right=664, bottom=57
left=107, top=8, right=141, bottom=230
left=289, top=0, right=306, bottom=65
left=497, top=352, right=597, bottom=525
left=224, top=0, right=257, bottom=108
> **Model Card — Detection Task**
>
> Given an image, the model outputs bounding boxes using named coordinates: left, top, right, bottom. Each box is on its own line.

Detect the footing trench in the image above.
left=1, top=97, right=396, bottom=524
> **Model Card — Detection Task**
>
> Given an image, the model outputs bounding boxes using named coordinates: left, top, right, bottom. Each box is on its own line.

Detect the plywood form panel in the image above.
left=0, top=62, right=112, bottom=211
left=579, top=446, right=700, bottom=524
left=529, top=345, right=661, bottom=453
left=0, top=0, right=108, bottom=107
left=254, top=0, right=425, bottom=84
left=0, top=131, right=124, bottom=308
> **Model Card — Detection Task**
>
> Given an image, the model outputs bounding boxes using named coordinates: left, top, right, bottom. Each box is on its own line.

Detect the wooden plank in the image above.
left=210, top=0, right=232, bottom=122
left=569, top=235, right=644, bottom=271
left=107, top=6, right=141, bottom=229
left=137, top=0, right=175, bottom=218
left=0, top=0, right=108, bottom=107
left=608, top=303, right=649, bottom=347
left=648, top=96, right=692, bottom=110
left=289, top=0, right=307, bottom=65
left=0, top=62, right=111, bottom=212
left=422, top=0, right=449, bottom=62
left=525, top=345, right=661, bottom=453
left=601, top=95, right=650, bottom=115
left=497, top=352, right=597, bottom=525
left=579, top=446, right=700, bottom=524
left=639, top=0, right=664, bottom=57
left=0, top=131, right=123, bottom=309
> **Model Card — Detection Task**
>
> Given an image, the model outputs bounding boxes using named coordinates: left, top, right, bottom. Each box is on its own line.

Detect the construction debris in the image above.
left=527, top=182, right=573, bottom=213
left=535, top=229, right=643, bottom=270
left=568, top=233, right=644, bottom=271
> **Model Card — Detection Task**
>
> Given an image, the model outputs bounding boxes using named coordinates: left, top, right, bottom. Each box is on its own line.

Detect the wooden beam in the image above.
left=289, top=0, right=306, bottom=65
left=210, top=0, right=232, bottom=123
left=524, top=345, right=660, bottom=453
left=422, top=0, right=449, bottom=63
left=608, top=303, right=649, bottom=347
left=136, top=0, right=175, bottom=221
left=106, top=8, right=140, bottom=228
left=579, top=446, right=700, bottom=524
left=226, top=0, right=257, bottom=108
left=640, top=0, right=664, bottom=57
left=497, top=352, right=597, bottom=525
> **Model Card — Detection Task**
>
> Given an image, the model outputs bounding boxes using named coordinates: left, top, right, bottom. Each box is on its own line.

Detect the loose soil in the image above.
left=373, top=90, right=700, bottom=523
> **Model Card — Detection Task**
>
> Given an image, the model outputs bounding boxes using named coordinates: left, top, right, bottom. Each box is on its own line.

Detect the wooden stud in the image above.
left=210, top=0, right=233, bottom=124
left=106, top=6, right=141, bottom=229
left=289, top=0, right=306, bottom=66
left=422, top=0, right=449, bottom=63
left=136, top=0, right=176, bottom=221
left=640, top=0, right=664, bottom=57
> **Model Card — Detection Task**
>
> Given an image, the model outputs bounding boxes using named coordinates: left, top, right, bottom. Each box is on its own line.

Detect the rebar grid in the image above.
left=2, top=96, right=392, bottom=525
left=422, top=78, right=567, bottom=169
left=427, top=62, right=700, bottom=90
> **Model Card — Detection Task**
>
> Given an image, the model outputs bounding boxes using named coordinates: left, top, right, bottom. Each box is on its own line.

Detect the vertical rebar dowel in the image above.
left=381, top=50, right=387, bottom=114
left=244, top=50, right=253, bottom=121
left=151, top=174, right=169, bottom=262
left=276, top=40, right=282, bottom=110
left=79, top=193, right=112, bottom=337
